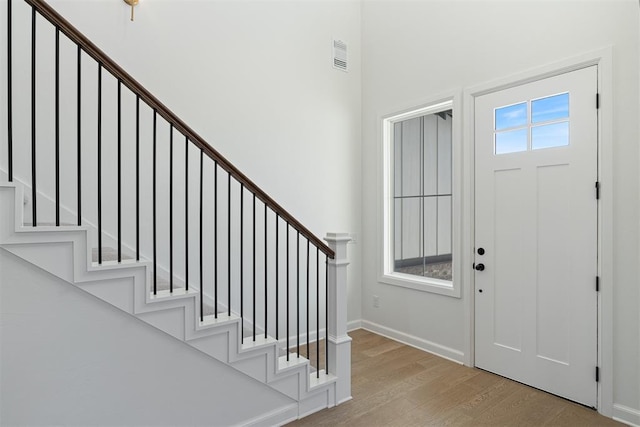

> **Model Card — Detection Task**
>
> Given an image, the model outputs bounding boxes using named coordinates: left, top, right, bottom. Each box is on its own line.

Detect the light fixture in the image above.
left=123, top=0, right=139, bottom=22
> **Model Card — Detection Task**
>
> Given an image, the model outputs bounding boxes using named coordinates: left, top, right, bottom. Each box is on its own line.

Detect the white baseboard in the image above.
left=242, top=403, right=298, bottom=427
left=360, top=320, right=464, bottom=364
left=613, top=404, right=640, bottom=427
left=347, top=319, right=362, bottom=331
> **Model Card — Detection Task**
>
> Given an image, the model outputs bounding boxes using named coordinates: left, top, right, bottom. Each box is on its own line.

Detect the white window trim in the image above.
left=378, top=92, right=462, bottom=298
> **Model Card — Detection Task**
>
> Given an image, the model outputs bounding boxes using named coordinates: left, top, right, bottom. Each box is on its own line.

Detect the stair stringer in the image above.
left=0, top=183, right=338, bottom=419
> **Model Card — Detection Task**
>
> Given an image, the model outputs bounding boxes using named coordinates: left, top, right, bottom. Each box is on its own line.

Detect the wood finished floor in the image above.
left=288, top=329, right=623, bottom=427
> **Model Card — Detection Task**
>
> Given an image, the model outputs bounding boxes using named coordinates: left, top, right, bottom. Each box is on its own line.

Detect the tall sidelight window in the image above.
left=381, top=97, right=459, bottom=297
left=393, top=110, right=452, bottom=282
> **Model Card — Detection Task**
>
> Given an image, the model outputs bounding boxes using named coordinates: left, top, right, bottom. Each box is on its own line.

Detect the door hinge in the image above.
left=596, top=366, right=600, bottom=382
left=595, top=181, right=600, bottom=200
left=596, top=93, right=600, bottom=109
left=596, top=276, right=600, bottom=292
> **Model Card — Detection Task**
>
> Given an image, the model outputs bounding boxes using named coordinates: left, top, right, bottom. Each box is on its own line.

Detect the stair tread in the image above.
left=151, top=276, right=183, bottom=292
left=240, top=335, right=278, bottom=350
left=92, top=247, right=134, bottom=262
left=278, top=354, right=309, bottom=371
left=199, top=312, right=240, bottom=327
left=149, top=287, right=198, bottom=301
left=309, top=371, right=337, bottom=388
left=31, top=222, right=78, bottom=227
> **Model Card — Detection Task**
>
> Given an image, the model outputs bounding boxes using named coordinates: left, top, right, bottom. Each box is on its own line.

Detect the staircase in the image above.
left=0, top=0, right=352, bottom=424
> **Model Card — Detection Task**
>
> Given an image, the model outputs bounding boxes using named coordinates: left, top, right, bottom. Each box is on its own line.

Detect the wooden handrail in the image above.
left=24, top=0, right=334, bottom=258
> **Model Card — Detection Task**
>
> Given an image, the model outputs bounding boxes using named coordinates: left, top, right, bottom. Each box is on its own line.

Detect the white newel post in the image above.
left=324, top=232, right=352, bottom=405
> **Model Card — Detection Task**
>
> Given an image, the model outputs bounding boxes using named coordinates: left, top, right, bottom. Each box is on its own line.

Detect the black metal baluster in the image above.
left=240, top=183, right=244, bottom=343
left=325, top=255, right=329, bottom=375
left=55, top=28, right=60, bottom=226
left=7, top=0, right=12, bottom=182
left=97, top=65, right=102, bottom=262
left=297, top=231, right=300, bottom=358
left=152, top=111, right=157, bottom=294
left=199, top=149, right=204, bottom=321
left=135, top=95, right=140, bottom=260
left=185, top=136, right=189, bottom=291
left=316, top=247, right=320, bottom=378
left=306, top=239, right=310, bottom=360
left=264, top=203, right=267, bottom=339
left=228, top=173, right=231, bottom=316
left=275, top=215, right=279, bottom=341
left=253, top=193, right=256, bottom=341
left=76, top=46, right=81, bottom=226
left=169, top=125, right=173, bottom=292
left=31, top=7, right=36, bottom=226
left=117, top=80, right=121, bottom=262
left=214, top=161, right=218, bottom=319
left=286, top=224, right=290, bottom=361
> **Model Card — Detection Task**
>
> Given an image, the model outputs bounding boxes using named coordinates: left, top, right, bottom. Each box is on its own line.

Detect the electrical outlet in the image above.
left=373, top=295, right=380, bottom=308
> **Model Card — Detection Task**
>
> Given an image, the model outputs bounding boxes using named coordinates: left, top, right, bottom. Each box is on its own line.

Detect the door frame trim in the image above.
left=462, top=47, right=614, bottom=416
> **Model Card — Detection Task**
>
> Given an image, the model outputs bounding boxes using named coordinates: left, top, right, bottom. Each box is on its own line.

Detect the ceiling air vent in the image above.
left=333, top=39, right=347, bottom=72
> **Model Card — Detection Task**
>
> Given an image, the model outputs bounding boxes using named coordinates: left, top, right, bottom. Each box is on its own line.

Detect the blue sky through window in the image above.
left=532, top=122, right=569, bottom=150
left=532, top=93, right=569, bottom=123
left=494, top=93, right=570, bottom=155
left=495, top=102, right=527, bottom=130
left=495, top=128, right=528, bottom=154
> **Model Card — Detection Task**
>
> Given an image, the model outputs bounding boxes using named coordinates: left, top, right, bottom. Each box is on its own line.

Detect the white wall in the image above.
left=0, top=248, right=294, bottom=426
left=0, top=0, right=363, bottom=326
left=361, top=0, right=639, bottom=418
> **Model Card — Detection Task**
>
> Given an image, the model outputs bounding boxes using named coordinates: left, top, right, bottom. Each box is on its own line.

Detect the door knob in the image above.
left=475, top=263, right=485, bottom=271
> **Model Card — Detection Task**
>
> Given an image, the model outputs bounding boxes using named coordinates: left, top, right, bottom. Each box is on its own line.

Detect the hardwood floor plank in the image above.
left=544, top=401, right=622, bottom=426
left=287, top=330, right=622, bottom=426
left=361, top=339, right=404, bottom=358
left=455, top=377, right=514, bottom=418
left=346, top=396, right=425, bottom=427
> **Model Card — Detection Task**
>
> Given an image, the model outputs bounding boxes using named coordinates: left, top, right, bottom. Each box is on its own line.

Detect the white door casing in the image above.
left=474, top=66, right=598, bottom=407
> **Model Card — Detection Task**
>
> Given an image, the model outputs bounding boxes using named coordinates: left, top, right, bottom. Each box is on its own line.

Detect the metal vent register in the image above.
left=333, top=39, right=347, bottom=72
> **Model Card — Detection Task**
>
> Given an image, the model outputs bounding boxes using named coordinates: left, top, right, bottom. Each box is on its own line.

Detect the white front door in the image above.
left=474, top=66, right=598, bottom=407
